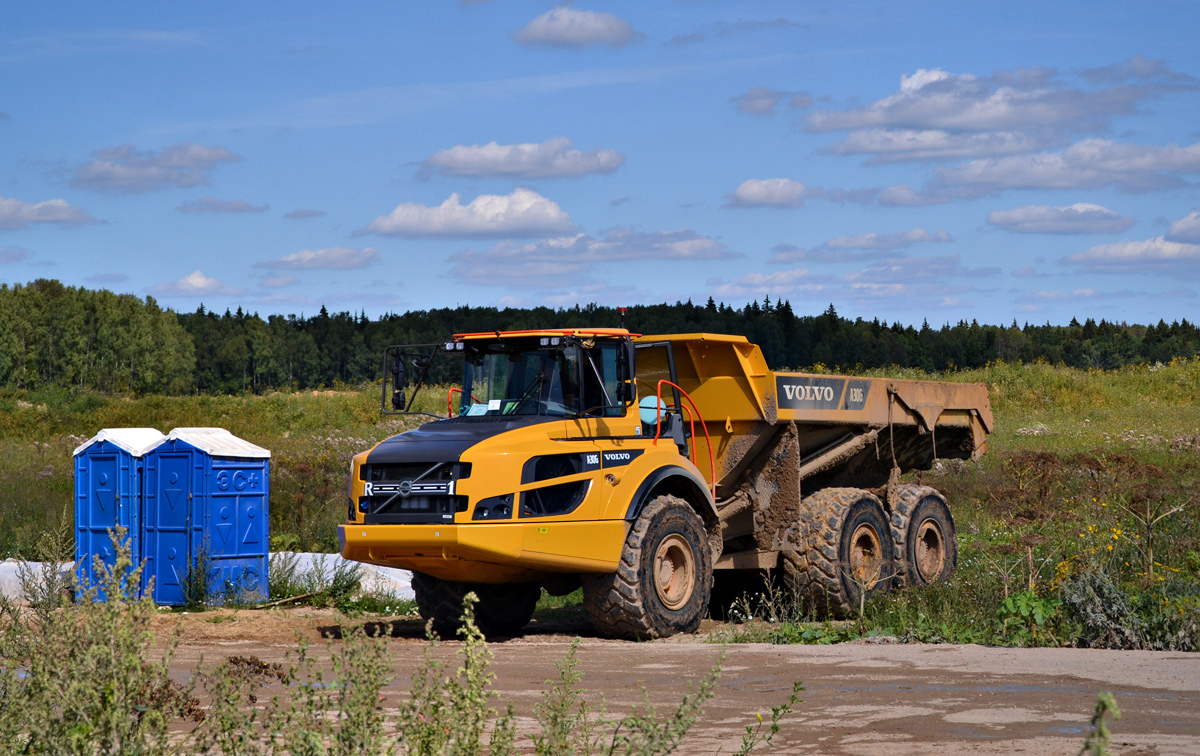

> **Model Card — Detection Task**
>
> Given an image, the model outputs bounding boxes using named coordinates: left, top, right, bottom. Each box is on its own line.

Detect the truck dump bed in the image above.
left=635, top=333, right=993, bottom=498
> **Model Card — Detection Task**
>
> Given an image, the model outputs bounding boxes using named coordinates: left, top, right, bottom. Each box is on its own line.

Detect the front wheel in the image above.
left=412, top=572, right=540, bottom=638
left=582, top=495, right=713, bottom=639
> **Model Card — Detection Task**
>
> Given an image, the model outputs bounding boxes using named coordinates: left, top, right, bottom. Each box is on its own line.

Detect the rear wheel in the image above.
left=890, top=486, right=957, bottom=587
left=412, top=572, right=540, bottom=638
left=582, top=495, right=712, bottom=639
left=782, top=488, right=894, bottom=618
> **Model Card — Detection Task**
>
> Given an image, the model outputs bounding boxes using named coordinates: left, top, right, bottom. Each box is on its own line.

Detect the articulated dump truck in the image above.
left=340, top=329, right=992, bottom=639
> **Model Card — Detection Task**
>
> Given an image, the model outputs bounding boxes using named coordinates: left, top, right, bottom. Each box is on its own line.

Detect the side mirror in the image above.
left=391, top=354, right=407, bottom=387
left=391, top=390, right=406, bottom=411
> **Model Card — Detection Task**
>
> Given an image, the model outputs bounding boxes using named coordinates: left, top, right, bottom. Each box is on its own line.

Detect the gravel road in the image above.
left=163, top=610, right=1200, bottom=754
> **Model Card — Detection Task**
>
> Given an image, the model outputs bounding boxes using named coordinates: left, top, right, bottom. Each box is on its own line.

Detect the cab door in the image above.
left=570, top=338, right=652, bottom=517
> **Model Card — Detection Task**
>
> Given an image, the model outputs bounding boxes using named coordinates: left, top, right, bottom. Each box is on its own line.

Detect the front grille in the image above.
left=363, top=494, right=468, bottom=524
left=360, top=461, right=471, bottom=523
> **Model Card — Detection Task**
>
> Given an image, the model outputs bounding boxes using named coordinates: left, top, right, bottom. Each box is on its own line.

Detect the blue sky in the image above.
left=2, top=1, right=1199, bottom=326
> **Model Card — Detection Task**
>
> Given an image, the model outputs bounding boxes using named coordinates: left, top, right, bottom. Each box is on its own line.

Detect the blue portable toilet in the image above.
left=73, top=428, right=166, bottom=599
left=142, top=427, right=270, bottom=605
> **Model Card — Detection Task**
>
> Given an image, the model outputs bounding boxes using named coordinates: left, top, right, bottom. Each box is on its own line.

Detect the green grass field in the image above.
left=2, top=359, right=1197, bottom=647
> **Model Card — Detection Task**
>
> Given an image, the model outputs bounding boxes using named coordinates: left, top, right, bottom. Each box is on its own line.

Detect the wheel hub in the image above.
left=849, top=523, right=884, bottom=589
left=914, top=518, right=947, bottom=583
left=653, top=533, right=696, bottom=611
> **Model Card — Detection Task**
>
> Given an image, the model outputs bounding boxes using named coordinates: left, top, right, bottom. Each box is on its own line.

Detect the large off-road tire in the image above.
left=889, top=485, right=957, bottom=588
left=781, top=488, right=894, bottom=618
left=581, top=495, right=713, bottom=640
left=412, top=572, right=540, bottom=638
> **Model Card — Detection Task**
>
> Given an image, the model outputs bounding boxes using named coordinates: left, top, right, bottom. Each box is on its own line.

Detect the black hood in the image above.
left=365, top=415, right=559, bottom=465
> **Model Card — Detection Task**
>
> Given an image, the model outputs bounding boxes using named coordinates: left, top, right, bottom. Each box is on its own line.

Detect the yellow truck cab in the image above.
left=340, top=328, right=991, bottom=639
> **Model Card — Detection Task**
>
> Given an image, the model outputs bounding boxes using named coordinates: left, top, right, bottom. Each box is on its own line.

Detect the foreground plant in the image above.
left=0, top=529, right=191, bottom=756
left=1079, top=691, right=1121, bottom=756
left=192, top=594, right=802, bottom=756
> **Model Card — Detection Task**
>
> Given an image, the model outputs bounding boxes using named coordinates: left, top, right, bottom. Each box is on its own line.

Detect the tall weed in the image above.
left=0, top=530, right=191, bottom=756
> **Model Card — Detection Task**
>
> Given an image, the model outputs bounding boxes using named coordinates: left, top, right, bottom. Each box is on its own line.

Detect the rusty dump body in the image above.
left=634, top=333, right=992, bottom=567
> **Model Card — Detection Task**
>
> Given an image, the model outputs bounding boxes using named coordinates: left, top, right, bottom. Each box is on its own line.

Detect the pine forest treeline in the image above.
left=2, top=279, right=1199, bottom=395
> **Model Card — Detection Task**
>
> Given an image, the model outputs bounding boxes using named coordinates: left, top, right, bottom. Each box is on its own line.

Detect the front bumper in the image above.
left=338, top=519, right=629, bottom=583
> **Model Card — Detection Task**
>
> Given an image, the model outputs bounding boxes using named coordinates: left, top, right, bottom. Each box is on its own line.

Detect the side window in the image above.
left=582, top=342, right=623, bottom=416
left=599, top=343, right=619, bottom=417
left=634, top=343, right=671, bottom=399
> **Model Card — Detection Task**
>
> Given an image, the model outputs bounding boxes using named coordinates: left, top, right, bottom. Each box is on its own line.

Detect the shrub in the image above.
left=0, top=530, right=193, bottom=756
left=1059, top=569, right=1145, bottom=650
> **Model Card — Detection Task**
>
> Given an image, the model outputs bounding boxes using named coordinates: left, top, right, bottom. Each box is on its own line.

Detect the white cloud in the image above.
left=844, top=255, right=1001, bottom=284
left=450, top=228, right=740, bottom=287
left=1011, top=265, right=1040, bottom=278
left=837, top=280, right=992, bottom=311
left=827, top=228, right=951, bottom=250
left=771, top=229, right=951, bottom=263
left=844, top=281, right=935, bottom=303
left=886, top=138, right=1200, bottom=203
left=879, top=184, right=950, bottom=207
left=177, top=196, right=268, bottom=213
left=987, top=203, right=1134, bottom=234
left=1061, top=236, right=1200, bottom=274
left=284, top=208, right=326, bottom=220
left=148, top=270, right=244, bottom=297
left=813, top=187, right=879, bottom=204
left=256, top=247, right=380, bottom=270
left=730, top=87, right=810, bottom=116
left=726, top=178, right=807, bottom=208
left=419, top=137, right=624, bottom=179
left=514, top=7, right=642, bottom=49
left=71, top=142, right=238, bottom=193
left=935, top=139, right=1200, bottom=195
left=1166, top=209, right=1200, bottom=244
left=0, top=195, right=95, bottom=229
left=807, top=67, right=1147, bottom=134
left=826, top=128, right=1058, bottom=163
left=364, top=188, right=575, bottom=238
left=1082, top=55, right=1197, bottom=85
left=0, top=246, right=30, bottom=263
left=807, top=63, right=1195, bottom=164
left=1012, top=286, right=1104, bottom=307
left=539, top=282, right=642, bottom=308
left=709, top=268, right=827, bottom=299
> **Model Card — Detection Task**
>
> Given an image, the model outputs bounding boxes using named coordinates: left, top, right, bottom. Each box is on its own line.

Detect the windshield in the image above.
left=461, top=343, right=583, bottom=417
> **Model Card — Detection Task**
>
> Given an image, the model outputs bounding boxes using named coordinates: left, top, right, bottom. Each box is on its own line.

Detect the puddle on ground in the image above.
left=943, top=707, right=1081, bottom=725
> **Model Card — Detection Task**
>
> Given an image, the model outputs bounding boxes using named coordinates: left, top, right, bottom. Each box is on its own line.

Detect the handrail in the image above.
left=447, top=387, right=481, bottom=417
left=652, top=379, right=717, bottom=499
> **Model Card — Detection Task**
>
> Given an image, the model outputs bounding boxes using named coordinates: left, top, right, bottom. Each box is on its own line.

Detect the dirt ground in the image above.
left=162, top=608, right=1200, bottom=755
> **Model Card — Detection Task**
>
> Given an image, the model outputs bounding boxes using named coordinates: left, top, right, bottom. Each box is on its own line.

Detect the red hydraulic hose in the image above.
left=652, top=379, right=717, bottom=499
left=447, top=387, right=481, bottom=417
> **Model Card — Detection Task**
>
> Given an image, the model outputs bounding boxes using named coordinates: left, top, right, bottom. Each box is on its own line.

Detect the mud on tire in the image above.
left=888, top=485, right=957, bottom=588
left=412, top=572, right=540, bottom=638
left=781, top=488, right=893, bottom=619
left=581, top=494, right=713, bottom=640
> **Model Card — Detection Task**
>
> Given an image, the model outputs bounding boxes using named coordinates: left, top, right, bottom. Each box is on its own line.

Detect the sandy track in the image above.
left=163, top=610, right=1200, bottom=755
